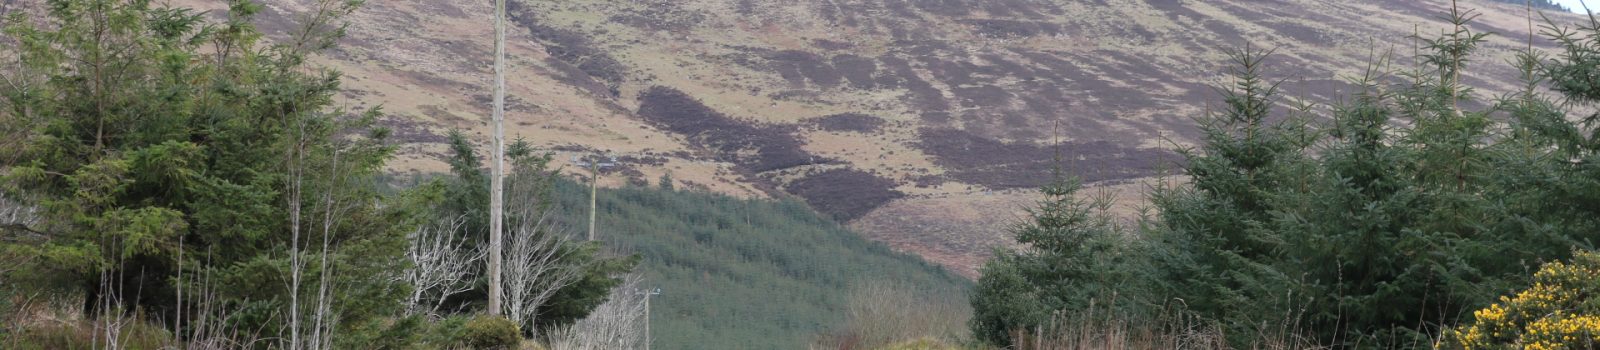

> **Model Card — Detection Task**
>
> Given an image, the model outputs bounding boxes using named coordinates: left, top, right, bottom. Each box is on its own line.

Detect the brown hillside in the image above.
left=163, top=0, right=1582, bottom=277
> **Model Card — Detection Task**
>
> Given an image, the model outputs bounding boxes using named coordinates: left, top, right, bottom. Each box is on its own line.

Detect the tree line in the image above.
left=971, top=5, right=1600, bottom=349
left=0, top=0, right=636, bottom=348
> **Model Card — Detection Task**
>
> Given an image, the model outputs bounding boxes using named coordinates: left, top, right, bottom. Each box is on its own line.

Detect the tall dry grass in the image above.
left=1010, top=304, right=1323, bottom=350
left=812, top=287, right=1328, bottom=350
left=812, top=281, right=971, bottom=350
left=2, top=295, right=171, bottom=349
left=2, top=288, right=268, bottom=350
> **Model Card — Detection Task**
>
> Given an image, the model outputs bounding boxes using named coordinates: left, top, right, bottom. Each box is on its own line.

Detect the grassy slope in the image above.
left=167, top=0, right=1592, bottom=278
left=544, top=178, right=970, bottom=349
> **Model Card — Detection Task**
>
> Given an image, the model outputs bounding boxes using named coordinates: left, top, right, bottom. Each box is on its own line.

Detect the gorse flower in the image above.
left=1440, top=251, right=1600, bottom=350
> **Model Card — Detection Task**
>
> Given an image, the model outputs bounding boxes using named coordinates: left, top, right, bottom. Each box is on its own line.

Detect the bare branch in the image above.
left=548, top=275, right=648, bottom=350
left=501, top=211, right=586, bottom=336
left=0, top=194, right=39, bottom=232
left=404, top=215, right=483, bottom=317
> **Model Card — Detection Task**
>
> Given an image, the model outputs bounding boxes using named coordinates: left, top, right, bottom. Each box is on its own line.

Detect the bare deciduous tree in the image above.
left=405, top=215, right=483, bottom=317
left=548, top=274, right=648, bottom=350
left=500, top=212, right=586, bottom=335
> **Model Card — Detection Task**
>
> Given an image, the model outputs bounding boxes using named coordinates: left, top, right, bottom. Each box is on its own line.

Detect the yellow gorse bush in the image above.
left=1440, top=251, right=1600, bottom=350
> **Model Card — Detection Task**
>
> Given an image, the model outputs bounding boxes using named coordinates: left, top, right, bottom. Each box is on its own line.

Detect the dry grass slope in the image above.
left=167, top=0, right=1587, bottom=276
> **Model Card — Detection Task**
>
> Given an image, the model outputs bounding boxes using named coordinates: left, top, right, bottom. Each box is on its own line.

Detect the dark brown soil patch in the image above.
left=636, top=86, right=817, bottom=173
left=922, top=57, right=977, bottom=87
left=831, top=54, right=879, bottom=90
left=378, top=114, right=447, bottom=144
left=952, top=84, right=1013, bottom=108
left=811, top=113, right=887, bottom=133
left=1268, top=21, right=1329, bottom=45
left=1204, top=21, right=1247, bottom=44
left=543, top=57, right=615, bottom=97
left=768, top=50, right=843, bottom=88
left=508, top=3, right=626, bottom=95
left=736, top=0, right=756, bottom=15
left=960, top=19, right=1063, bottom=38
left=879, top=56, right=948, bottom=111
left=885, top=0, right=920, bottom=19
left=1283, top=78, right=1358, bottom=101
left=913, top=0, right=972, bottom=17
left=917, top=128, right=1180, bottom=189
left=786, top=168, right=905, bottom=222
left=812, top=39, right=853, bottom=51
left=980, top=54, right=1037, bottom=80
left=1147, top=0, right=1207, bottom=23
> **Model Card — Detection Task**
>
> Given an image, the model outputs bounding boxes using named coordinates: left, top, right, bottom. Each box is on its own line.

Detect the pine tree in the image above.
left=0, top=0, right=414, bottom=345
left=1144, top=47, right=1304, bottom=341
left=970, top=158, right=1142, bottom=345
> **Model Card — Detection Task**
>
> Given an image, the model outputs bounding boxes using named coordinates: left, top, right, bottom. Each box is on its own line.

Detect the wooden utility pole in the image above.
left=572, top=155, right=616, bottom=241
left=588, top=165, right=598, bottom=241
left=642, top=288, right=661, bottom=350
left=487, top=0, right=507, bottom=316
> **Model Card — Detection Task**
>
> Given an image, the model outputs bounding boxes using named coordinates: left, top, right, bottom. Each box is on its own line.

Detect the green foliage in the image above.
left=8, top=320, right=172, bottom=350
left=336, top=315, right=425, bottom=350
left=462, top=315, right=521, bottom=349
left=417, top=314, right=472, bottom=348
left=970, top=172, right=1147, bottom=346
left=0, top=0, right=414, bottom=344
left=1440, top=251, right=1600, bottom=350
left=424, top=133, right=637, bottom=333
left=971, top=5, right=1600, bottom=349
left=1142, top=46, right=1316, bottom=344
left=658, top=173, right=675, bottom=191
left=1143, top=19, right=1537, bottom=345
left=969, top=256, right=1048, bottom=346
left=545, top=178, right=969, bottom=350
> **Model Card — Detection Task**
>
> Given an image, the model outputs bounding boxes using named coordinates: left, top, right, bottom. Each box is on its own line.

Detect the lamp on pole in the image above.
left=572, top=154, right=616, bottom=241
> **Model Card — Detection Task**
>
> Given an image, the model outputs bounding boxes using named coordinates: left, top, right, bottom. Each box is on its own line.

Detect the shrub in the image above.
left=1440, top=251, right=1600, bottom=350
left=462, top=315, right=521, bottom=349
left=419, top=315, right=470, bottom=348
left=336, top=316, right=424, bottom=350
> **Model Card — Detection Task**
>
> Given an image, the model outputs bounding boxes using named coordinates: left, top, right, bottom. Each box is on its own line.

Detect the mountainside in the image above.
left=169, top=0, right=1583, bottom=277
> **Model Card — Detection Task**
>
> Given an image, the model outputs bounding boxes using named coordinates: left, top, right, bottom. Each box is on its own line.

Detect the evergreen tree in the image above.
left=0, top=0, right=416, bottom=345
left=1144, top=47, right=1306, bottom=342
left=1142, top=6, right=1599, bottom=347
left=658, top=173, right=675, bottom=191
left=970, top=165, right=1145, bottom=346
